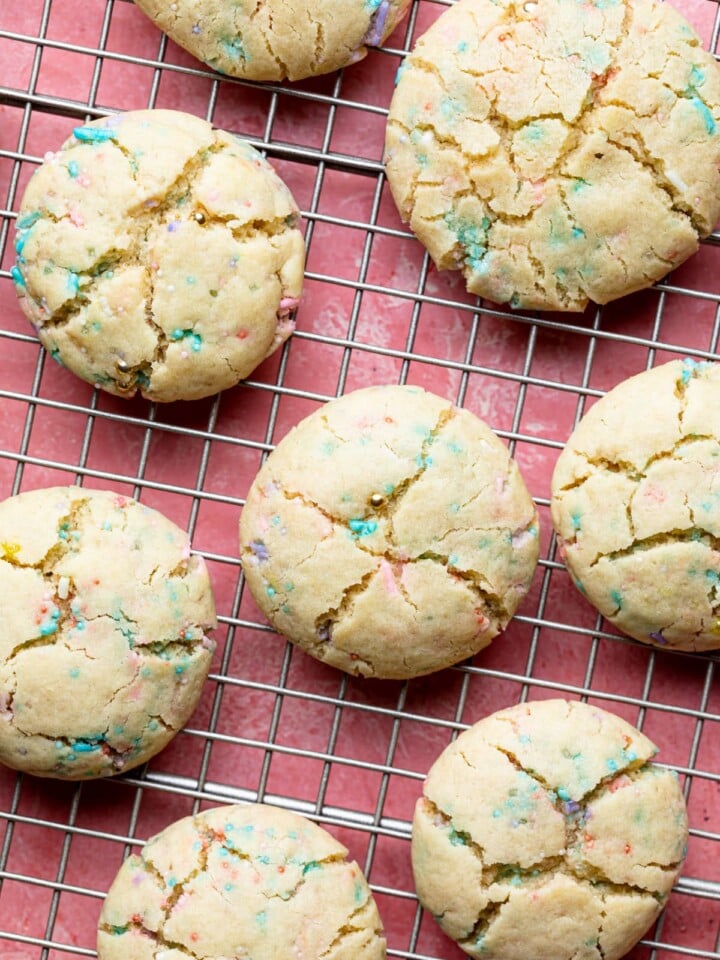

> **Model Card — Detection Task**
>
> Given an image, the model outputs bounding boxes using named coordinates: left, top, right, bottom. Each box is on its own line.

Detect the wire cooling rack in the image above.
left=1, top=0, right=720, bottom=957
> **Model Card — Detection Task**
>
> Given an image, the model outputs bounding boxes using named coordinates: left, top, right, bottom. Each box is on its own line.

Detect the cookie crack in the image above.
left=598, top=124, right=704, bottom=234
left=588, top=527, right=720, bottom=568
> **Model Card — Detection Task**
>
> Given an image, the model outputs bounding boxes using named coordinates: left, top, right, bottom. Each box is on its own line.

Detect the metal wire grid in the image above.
left=1, top=0, right=720, bottom=957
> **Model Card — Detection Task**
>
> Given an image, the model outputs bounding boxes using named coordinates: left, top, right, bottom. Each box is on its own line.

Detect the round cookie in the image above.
left=97, top=802, right=386, bottom=960
left=12, top=109, right=305, bottom=402
left=133, top=0, right=411, bottom=82
left=551, top=359, right=720, bottom=651
left=239, top=384, right=539, bottom=679
left=0, top=486, right=216, bottom=778
left=412, top=699, right=688, bottom=960
left=384, top=0, right=720, bottom=312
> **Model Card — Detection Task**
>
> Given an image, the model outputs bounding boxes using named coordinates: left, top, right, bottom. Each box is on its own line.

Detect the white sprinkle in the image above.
left=57, top=576, right=70, bottom=600
left=523, top=0, right=537, bottom=10
left=666, top=169, right=688, bottom=193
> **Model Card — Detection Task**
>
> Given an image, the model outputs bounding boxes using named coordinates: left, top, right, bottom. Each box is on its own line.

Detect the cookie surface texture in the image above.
left=412, top=698, right=688, bottom=960
left=551, top=359, right=720, bottom=651
left=0, top=486, right=216, bottom=778
left=239, top=384, right=539, bottom=679
left=385, top=0, right=720, bottom=311
left=97, top=801, right=386, bottom=960
left=13, top=109, right=305, bottom=401
left=132, top=0, right=410, bottom=81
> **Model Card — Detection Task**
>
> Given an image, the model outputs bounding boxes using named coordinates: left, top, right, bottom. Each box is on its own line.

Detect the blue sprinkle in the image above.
left=67, top=271, right=80, bottom=295
left=610, top=589, right=623, bottom=609
left=73, top=741, right=99, bottom=753
left=67, top=160, right=80, bottom=178
left=17, top=211, right=41, bottom=231
left=10, top=265, right=26, bottom=289
left=348, top=518, right=378, bottom=537
left=266, top=585, right=276, bottom=597
left=607, top=758, right=619, bottom=772
left=557, top=787, right=571, bottom=801
left=689, top=97, right=716, bottom=135
left=73, top=125, right=118, bottom=143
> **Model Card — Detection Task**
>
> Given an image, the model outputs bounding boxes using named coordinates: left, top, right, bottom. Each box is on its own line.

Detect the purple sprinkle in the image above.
left=649, top=631, right=667, bottom=645
left=167, top=221, right=180, bottom=233
left=363, top=0, right=390, bottom=47
left=250, top=540, right=269, bottom=561
left=317, top=623, right=332, bottom=642
left=563, top=800, right=580, bottom=815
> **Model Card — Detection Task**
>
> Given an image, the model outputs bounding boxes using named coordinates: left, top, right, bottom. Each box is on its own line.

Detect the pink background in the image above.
left=1, top=0, right=719, bottom=957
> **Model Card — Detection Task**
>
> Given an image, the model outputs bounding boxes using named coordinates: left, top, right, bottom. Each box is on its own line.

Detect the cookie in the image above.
left=0, top=486, right=216, bottom=778
left=384, top=0, right=720, bottom=312
left=12, top=109, right=305, bottom=402
left=132, top=0, right=411, bottom=82
left=412, top=699, right=688, bottom=960
left=239, top=384, right=539, bottom=679
left=551, top=359, right=720, bottom=651
left=97, top=801, right=386, bottom=960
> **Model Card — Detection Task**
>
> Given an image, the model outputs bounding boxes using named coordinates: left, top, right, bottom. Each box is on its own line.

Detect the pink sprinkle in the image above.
left=69, top=210, right=85, bottom=228
left=278, top=297, right=300, bottom=315
left=379, top=559, right=399, bottom=596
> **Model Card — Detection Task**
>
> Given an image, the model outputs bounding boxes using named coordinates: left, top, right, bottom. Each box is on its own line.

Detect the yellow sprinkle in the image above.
left=1, top=542, right=21, bottom=561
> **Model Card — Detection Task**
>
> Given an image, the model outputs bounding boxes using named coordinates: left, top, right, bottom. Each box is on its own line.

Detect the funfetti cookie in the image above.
left=0, top=486, right=216, bottom=779
left=13, top=109, right=305, bottom=402
left=412, top=699, right=688, bottom=960
left=239, top=384, right=539, bottom=679
left=551, top=358, right=720, bottom=651
left=132, top=0, right=411, bottom=81
left=385, top=0, right=720, bottom=312
left=97, top=802, right=386, bottom=960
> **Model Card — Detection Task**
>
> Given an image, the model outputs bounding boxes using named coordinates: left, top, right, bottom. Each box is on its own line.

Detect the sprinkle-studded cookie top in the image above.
left=13, top=109, right=305, bottom=402
left=412, top=699, right=688, bottom=960
left=0, top=486, right=216, bottom=779
left=97, top=802, right=386, bottom=960
left=239, top=384, right=539, bottom=679
left=133, top=0, right=411, bottom=81
left=551, top=359, right=720, bottom=651
left=385, top=0, right=720, bottom=311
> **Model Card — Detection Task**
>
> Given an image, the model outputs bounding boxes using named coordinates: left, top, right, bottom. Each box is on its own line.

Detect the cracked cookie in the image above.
left=0, top=486, right=216, bottom=779
left=132, top=0, right=411, bottom=82
left=551, top=358, right=720, bottom=651
left=384, top=0, right=720, bottom=312
left=97, top=801, right=386, bottom=960
left=412, top=698, right=688, bottom=960
left=12, top=109, right=305, bottom=402
left=239, top=384, right=539, bottom=679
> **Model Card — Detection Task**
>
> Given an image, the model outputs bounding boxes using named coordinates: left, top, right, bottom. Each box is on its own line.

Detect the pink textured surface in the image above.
left=1, top=0, right=720, bottom=958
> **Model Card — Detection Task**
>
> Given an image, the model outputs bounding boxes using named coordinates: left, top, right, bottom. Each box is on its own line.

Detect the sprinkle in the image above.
left=363, top=0, right=390, bottom=45
left=73, top=125, right=118, bottom=143
left=57, top=576, right=70, bottom=600
left=10, top=265, right=26, bottom=289
left=348, top=518, right=378, bottom=537
left=250, top=540, right=269, bottom=561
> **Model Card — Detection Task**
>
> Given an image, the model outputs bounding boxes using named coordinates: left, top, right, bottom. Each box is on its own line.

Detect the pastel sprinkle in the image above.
left=10, top=265, right=25, bottom=289
left=67, top=160, right=80, bottom=178
left=348, top=518, right=378, bottom=537
left=73, top=125, right=118, bottom=143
